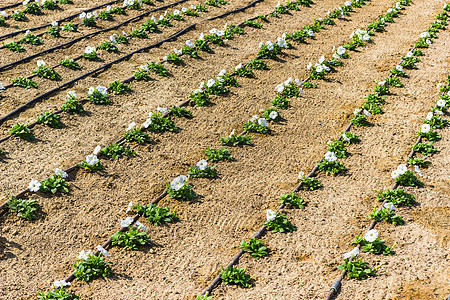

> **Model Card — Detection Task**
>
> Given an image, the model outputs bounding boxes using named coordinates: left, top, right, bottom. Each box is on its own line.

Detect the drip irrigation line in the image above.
left=0, top=0, right=122, bottom=41
left=0, top=0, right=190, bottom=72
left=0, top=1, right=22, bottom=11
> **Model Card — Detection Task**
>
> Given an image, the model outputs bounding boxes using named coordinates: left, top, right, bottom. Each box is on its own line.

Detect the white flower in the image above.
left=344, top=1, right=351, bottom=6
left=284, top=77, right=293, bottom=86
left=181, top=7, right=187, bottom=12
left=396, top=65, right=403, bottom=72
left=77, top=250, right=93, bottom=260
left=162, top=56, right=168, bottom=61
left=197, top=159, right=208, bottom=171
left=235, top=63, right=242, bottom=71
left=120, top=216, right=134, bottom=227
left=191, top=4, right=196, bottom=9
left=307, top=62, right=312, bottom=70
left=110, top=35, right=117, bottom=44
left=209, top=28, right=217, bottom=34
left=397, top=164, right=408, bottom=175
left=391, top=169, right=400, bottom=179
left=436, top=99, right=446, bottom=107
left=96, top=85, right=108, bottom=95
left=186, top=40, right=194, bottom=48
left=267, top=42, right=274, bottom=51
left=406, top=51, right=413, bottom=57
left=84, top=46, right=96, bottom=54
left=326, top=140, right=332, bottom=146
left=295, top=78, right=301, bottom=86
left=28, top=180, right=41, bottom=192
left=420, top=32, right=430, bottom=38
left=384, top=202, right=395, bottom=210
left=126, top=201, right=133, bottom=213
left=426, top=112, right=433, bottom=120
left=269, top=111, right=278, bottom=120
left=318, top=56, right=325, bottom=64
left=88, top=87, right=95, bottom=95
left=218, top=69, right=226, bottom=76
left=364, top=229, right=378, bottom=242
left=362, top=33, right=370, bottom=41
left=173, top=9, right=180, bottom=15
left=363, top=109, right=372, bottom=117
left=421, top=123, right=431, bottom=133
left=315, top=64, right=324, bottom=73
left=425, top=39, right=432, bottom=45
left=106, top=5, right=112, bottom=11
left=206, top=79, right=215, bottom=88
left=199, top=33, right=204, bottom=40
left=378, top=81, right=386, bottom=86
left=157, top=107, right=168, bottom=114
left=258, top=118, right=268, bottom=127
left=36, top=60, right=46, bottom=67
left=53, top=280, right=70, bottom=288
left=307, top=30, right=314, bottom=37
left=250, top=115, right=258, bottom=123
left=337, top=46, right=346, bottom=56
left=170, top=175, right=187, bottom=191
left=55, top=168, right=68, bottom=178
left=343, top=247, right=359, bottom=259
left=51, top=21, right=58, bottom=27
left=86, top=12, right=92, bottom=18
left=298, top=171, right=305, bottom=180
left=266, top=209, right=277, bottom=222
left=136, top=221, right=147, bottom=231
left=387, top=8, right=393, bottom=13
left=139, top=64, right=149, bottom=71
left=342, top=133, right=350, bottom=143
left=127, top=122, right=136, bottom=131
left=353, top=108, right=361, bottom=116
left=0, top=11, right=7, bottom=17
left=92, top=11, right=98, bottom=18
left=275, top=83, right=284, bottom=93
left=228, top=129, right=235, bottom=138
left=91, top=145, right=101, bottom=155
left=324, top=151, right=337, bottom=162
left=0, top=83, right=4, bottom=90
left=86, top=155, right=99, bottom=166
left=216, top=30, right=225, bottom=37
left=96, top=245, right=109, bottom=256
left=79, top=12, right=86, bottom=19
left=142, top=118, right=152, bottom=128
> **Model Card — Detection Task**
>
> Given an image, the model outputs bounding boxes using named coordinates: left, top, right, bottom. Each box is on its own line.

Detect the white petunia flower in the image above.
left=269, top=111, right=278, bottom=120
left=120, top=217, right=134, bottom=227
left=77, top=250, right=93, bottom=260
left=250, top=115, right=258, bottom=123
left=139, top=64, right=149, bottom=72
left=344, top=1, right=351, bottom=6
left=307, top=62, right=312, bottom=70
left=86, top=155, right=99, bottom=166
left=53, top=280, right=70, bottom=288
left=106, top=5, right=112, bottom=11
left=51, top=21, right=58, bottom=27
left=28, top=180, right=41, bottom=192
left=397, top=164, right=408, bottom=175
left=396, top=65, right=403, bottom=72
left=298, top=171, right=305, bottom=179
left=324, top=151, right=337, bottom=162
left=337, top=46, right=346, bottom=56
left=384, top=202, right=395, bottom=210
left=84, top=46, right=96, bottom=54
left=0, top=83, right=4, bottom=90
left=127, top=122, right=136, bottom=131
left=93, top=145, right=101, bottom=155
left=186, top=40, right=194, bottom=48
left=126, top=201, right=133, bottom=213
left=315, top=64, right=324, bottom=73
left=420, top=32, right=430, bottom=38
left=353, top=108, right=362, bottom=116
left=197, top=159, right=208, bottom=171
left=391, top=169, right=400, bottom=179
left=235, top=63, right=242, bottom=71
left=136, top=221, right=147, bottom=231
left=318, top=56, right=325, bottom=64
left=435, top=109, right=444, bottom=116
left=436, top=99, right=446, bottom=107
left=295, top=78, right=301, bottom=86
left=364, top=229, right=378, bottom=242
left=209, top=28, right=217, bottom=34
left=142, top=118, right=152, bottom=128
left=342, top=133, right=350, bottom=143
left=414, top=165, right=423, bottom=177
left=96, top=245, right=109, bottom=256
left=426, top=112, right=433, bottom=120
left=258, top=118, right=268, bottom=127
left=266, top=209, right=277, bottom=221
left=275, top=84, right=284, bottom=93
left=307, top=30, right=314, bottom=37
left=363, top=109, right=372, bottom=117
left=157, top=107, right=168, bottom=114
left=228, top=129, right=235, bottom=138
left=55, top=168, right=68, bottom=178
left=170, top=175, right=187, bottom=191
left=96, top=85, right=108, bottom=95
left=406, top=51, right=413, bottom=57
left=421, top=123, right=431, bottom=133
left=425, top=39, right=432, bottom=45
left=378, top=81, right=386, bottom=86
left=181, top=7, right=187, bottom=12
left=343, top=247, right=359, bottom=259
left=36, top=60, right=46, bottom=67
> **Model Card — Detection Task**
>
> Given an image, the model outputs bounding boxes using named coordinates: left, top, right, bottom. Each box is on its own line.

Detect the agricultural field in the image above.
left=0, top=0, right=449, bottom=299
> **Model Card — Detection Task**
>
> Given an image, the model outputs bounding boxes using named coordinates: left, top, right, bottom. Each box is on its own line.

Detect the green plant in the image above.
left=220, top=265, right=251, bottom=288
left=341, top=132, right=360, bottom=144
left=39, top=175, right=69, bottom=194
left=248, top=58, right=268, bottom=70
left=157, top=18, right=172, bottom=27
left=166, top=182, right=196, bottom=201
left=400, top=56, right=420, bottom=69
left=37, top=112, right=61, bottom=128
left=220, top=134, right=252, bottom=147
left=165, top=53, right=183, bottom=65
left=369, top=207, right=404, bottom=225
left=98, top=41, right=118, bottom=52
left=130, top=27, right=148, bottom=38
left=196, top=293, right=213, bottom=300
left=61, top=95, right=84, bottom=114
left=8, top=123, right=34, bottom=140
left=11, top=11, right=26, bottom=21
left=243, top=121, right=270, bottom=134
left=407, top=157, right=431, bottom=168
left=244, top=20, right=263, bottom=28
left=271, top=96, right=290, bottom=109
left=386, top=76, right=403, bottom=88
left=7, top=195, right=39, bottom=220
left=3, top=41, right=26, bottom=53
left=352, top=236, right=394, bottom=255
left=317, top=159, right=346, bottom=175
left=148, top=61, right=169, bottom=76
left=19, top=33, right=43, bottom=45
left=0, top=16, right=5, bottom=26
left=169, top=106, right=192, bottom=118
left=109, top=80, right=131, bottom=94
left=33, top=65, right=61, bottom=80
left=351, top=114, right=370, bottom=127
left=337, top=258, right=377, bottom=279
left=12, top=77, right=37, bottom=88
left=82, top=49, right=100, bottom=61
left=373, top=83, right=389, bottom=95
left=189, top=91, right=211, bottom=107
left=46, top=25, right=60, bottom=38
left=425, top=116, right=448, bottom=129
left=147, top=113, right=177, bottom=133
left=77, top=157, right=104, bottom=172
left=327, top=140, right=349, bottom=158
left=395, top=170, right=424, bottom=187
left=73, top=254, right=112, bottom=282
left=87, top=88, right=109, bottom=104
left=110, top=7, right=125, bottom=14
left=258, top=43, right=282, bottom=59
left=236, top=66, right=254, bottom=78
left=134, top=69, right=150, bottom=81
left=59, top=58, right=81, bottom=70
left=24, top=2, right=42, bottom=15
left=183, top=8, right=198, bottom=16
left=412, top=142, right=437, bottom=156
left=81, top=16, right=96, bottom=27
left=98, top=10, right=113, bottom=20
left=280, top=192, right=306, bottom=209
left=301, top=81, right=318, bottom=88
left=123, top=128, right=151, bottom=144
left=240, top=238, right=268, bottom=259
left=134, top=203, right=179, bottom=226
left=188, top=164, right=218, bottom=178
left=300, top=177, right=322, bottom=190
left=43, top=0, right=58, bottom=10
left=62, top=21, right=78, bottom=32
left=417, top=130, right=441, bottom=142
left=265, top=213, right=296, bottom=233
left=98, top=143, right=136, bottom=159
left=111, top=227, right=150, bottom=250
left=204, top=148, right=233, bottom=162
left=37, top=289, right=80, bottom=300
left=194, top=39, right=212, bottom=52
left=114, top=35, right=128, bottom=44
left=376, top=189, right=416, bottom=207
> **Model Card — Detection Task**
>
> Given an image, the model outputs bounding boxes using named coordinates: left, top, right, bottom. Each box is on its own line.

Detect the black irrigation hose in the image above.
left=0, top=0, right=122, bottom=41
left=0, top=1, right=22, bottom=11
left=0, top=0, right=190, bottom=71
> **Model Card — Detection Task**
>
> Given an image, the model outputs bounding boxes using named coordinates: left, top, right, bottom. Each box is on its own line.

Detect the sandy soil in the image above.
left=0, top=0, right=449, bottom=299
